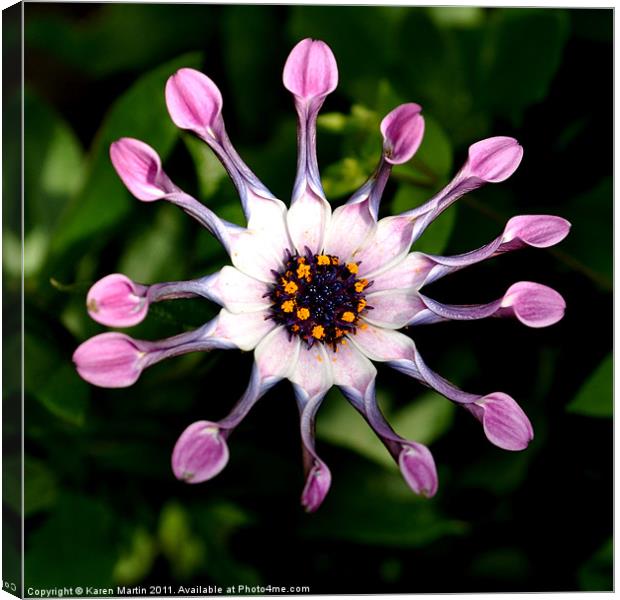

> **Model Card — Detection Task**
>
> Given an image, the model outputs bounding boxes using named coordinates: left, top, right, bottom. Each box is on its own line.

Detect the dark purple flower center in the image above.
left=267, top=249, right=372, bottom=350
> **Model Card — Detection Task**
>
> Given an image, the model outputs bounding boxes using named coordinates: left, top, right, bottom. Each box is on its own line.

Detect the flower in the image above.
left=73, top=38, right=571, bottom=512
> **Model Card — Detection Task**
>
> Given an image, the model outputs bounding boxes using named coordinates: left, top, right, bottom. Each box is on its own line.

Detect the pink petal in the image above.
left=369, top=253, right=435, bottom=293
left=254, top=326, right=301, bottom=381
left=289, top=344, right=334, bottom=400
left=399, top=442, right=438, bottom=497
left=301, top=460, right=332, bottom=513
left=322, top=199, right=376, bottom=262
left=363, top=290, right=426, bottom=329
left=501, top=282, right=566, bottom=328
left=212, top=308, right=275, bottom=351
left=350, top=324, right=416, bottom=363
left=208, top=266, right=271, bottom=314
left=329, top=338, right=376, bottom=393
left=171, top=420, right=230, bottom=483
left=87, top=274, right=148, bottom=327
left=477, top=393, right=534, bottom=451
left=503, top=214, right=571, bottom=248
left=465, top=136, right=523, bottom=183
left=110, top=138, right=170, bottom=201
left=283, top=38, right=338, bottom=100
left=286, top=189, right=331, bottom=255
left=165, top=68, right=223, bottom=135
left=73, top=332, right=144, bottom=388
left=352, top=215, right=415, bottom=277
left=380, top=103, right=425, bottom=165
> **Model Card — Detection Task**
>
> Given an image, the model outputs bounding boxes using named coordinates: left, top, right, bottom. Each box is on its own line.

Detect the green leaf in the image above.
left=390, top=392, right=456, bottom=445
left=480, top=9, right=570, bottom=119
left=301, top=466, right=468, bottom=547
left=25, top=332, right=89, bottom=426
left=322, top=157, right=369, bottom=199
left=158, top=502, right=207, bottom=580
left=113, top=528, right=157, bottom=586
left=566, top=354, right=612, bottom=418
left=578, top=538, right=613, bottom=591
left=51, top=52, right=203, bottom=256
left=24, top=457, right=59, bottom=517
left=561, top=178, right=613, bottom=288
left=183, top=134, right=228, bottom=200
left=26, top=494, right=117, bottom=588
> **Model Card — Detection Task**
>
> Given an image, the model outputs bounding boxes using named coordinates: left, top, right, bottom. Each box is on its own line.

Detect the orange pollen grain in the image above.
left=284, top=281, right=298, bottom=294
left=291, top=324, right=300, bottom=332
left=346, top=263, right=359, bottom=274
left=357, top=299, right=367, bottom=312
left=297, top=307, right=310, bottom=320
left=354, top=279, right=368, bottom=292
left=297, top=264, right=311, bottom=279
left=335, top=328, right=344, bottom=338
left=342, top=311, right=356, bottom=323
left=312, top=325, right=325, bottom=339
left=317, top=255, right=331, bottom=266
left=281, top=300, right=295, bottom=313
left=331, top=257, right=340, bottom=265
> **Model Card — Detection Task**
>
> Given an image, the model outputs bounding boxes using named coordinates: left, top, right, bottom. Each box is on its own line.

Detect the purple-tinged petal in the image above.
left=206, top=266, right=271, bottom=314
left=350, top=324, right=416, bottom=364
left=73, top=332, right=145, bottom=388
left=466, top=393, right=534, bottom=451
left=369, top=253, right=435, bottom=293
left=419, top=215, right=571, bottom=287
left=110, top=138, right=174, bottom=201
left=254, top=326, right=301, bottom=382
left=464, top=136, right=523, bottom=183
left=363, top=289, right=426, bottom=329
left=165, top=68, right=223, bottom=138
left=286, top=189, right=331, bottom=254
left=87, top=274, right=148, bottom=327
left=301, top=460, right=332, bottom=513
left=289, top=344, right=334, bottom=401
left=502, top=214, right=571, bottom=249
left=499, top=282, right=566, bottom=328
left=283, top=38, right=338, bottom=101
left=380, top=103, right=425, bottom=165
left=329, top=339, right=377, bottom=395
left=399, top=442, right=438, bottom=498
left=322, top=199, right=376, bottom=261
left=172, top=421, right=229, bottom=483
left=212, top=308, right=275, bottom=352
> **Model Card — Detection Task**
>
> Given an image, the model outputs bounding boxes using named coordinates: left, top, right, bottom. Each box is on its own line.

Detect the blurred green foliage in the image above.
left=6, top=4, right=612, bottom=593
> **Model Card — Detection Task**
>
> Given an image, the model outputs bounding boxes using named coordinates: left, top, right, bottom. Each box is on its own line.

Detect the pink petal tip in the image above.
left=87, top=274, right=148, bottom=328
left=478, top=392, right=534, bottom=451
left=301, top=460, right=331, bottom=512
left=502, top=281, right=566, bottom=328
left=172, top=421, right=230, bottom=484
left=380, top=103, right=425, bottom=165
left=399, top=442, right=438, bottom=498
left=467, top=136, right=523, bottom=183
left=283, top=38, right=338, bottom=101
left=504, top=214, right=571, bottom=248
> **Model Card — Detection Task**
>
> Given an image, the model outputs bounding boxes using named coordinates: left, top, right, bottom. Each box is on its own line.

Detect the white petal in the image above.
left=350, top=324, right=416, bottom=362
left=212, top=308, right=274, bottom=351
left=370, top=252, right=434, bottom=293
left=364, top=290, right=425, bottom=329
left=254, top=326, right=301, bottom=381
left=208, top=266, right=271, bottom=313
left=229, top=194, right=292, bottom=282
left=352, top=215, right=415, bottom=277
left=323, top=199, right=376, bottom=261
left=329, top=339, right=376, bottom=394
left=288, top=343, right=333, bottom=400
left=286, top=188, right=331, bottom=255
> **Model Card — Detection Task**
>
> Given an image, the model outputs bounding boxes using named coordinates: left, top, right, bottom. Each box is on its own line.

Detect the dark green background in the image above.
left=5, top=4, right=613, bottom=593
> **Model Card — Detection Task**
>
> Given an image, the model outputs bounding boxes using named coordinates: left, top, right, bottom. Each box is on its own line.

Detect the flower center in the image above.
left=268, top=250, right=371, bottom=350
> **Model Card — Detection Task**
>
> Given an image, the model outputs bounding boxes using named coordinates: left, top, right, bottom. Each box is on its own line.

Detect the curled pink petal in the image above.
left=87, top=274, right=148, bottom=327
left=110, top=138, right=171, bottom=201
left=283, top=38, right=338, bottom=101
left=476, top=393, right=534, bottom=451
left=503, top=214, right=571, bottom=248
left=380, top=103, right=425, bottom=165
left=465, top=136, right=523, bottom=182
left=172, top=420, right=230, bottom=483
left=399, top=442, right=438, bottom=497
left=301, top=460, right=331, bottom=513
left=501, top=281, right=566, bottom=328
left=73, top=332, right=144, bottom=388
left=165, top=68, right=223, bottom=135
